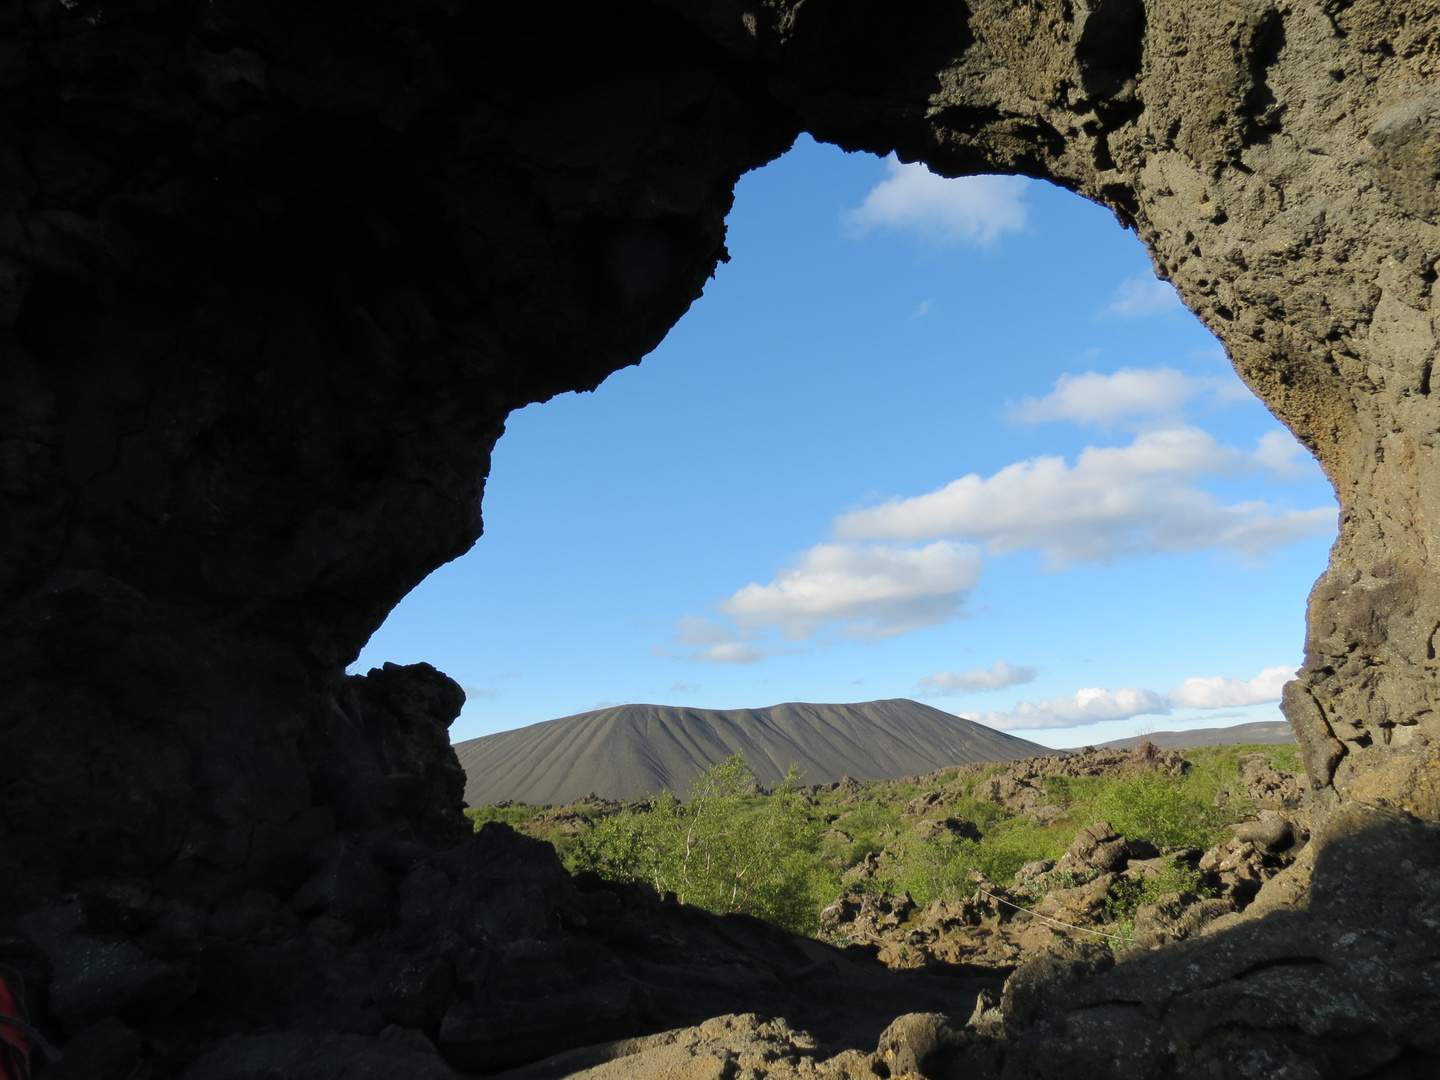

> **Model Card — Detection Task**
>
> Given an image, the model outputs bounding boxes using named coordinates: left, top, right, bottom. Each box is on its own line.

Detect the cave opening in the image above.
left=4, top=0, right=1439, bottom=1072
left=350, top=136, right=1337, bottom=754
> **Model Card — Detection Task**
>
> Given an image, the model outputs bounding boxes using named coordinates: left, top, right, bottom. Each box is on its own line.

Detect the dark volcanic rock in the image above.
left=0, top=0, right=1438, bottom=1074
left=181, top=1031, right=456, bottom=1080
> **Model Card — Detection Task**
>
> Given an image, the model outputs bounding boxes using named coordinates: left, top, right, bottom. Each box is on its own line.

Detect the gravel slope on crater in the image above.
left=454, top=698, right=1048, bottom=806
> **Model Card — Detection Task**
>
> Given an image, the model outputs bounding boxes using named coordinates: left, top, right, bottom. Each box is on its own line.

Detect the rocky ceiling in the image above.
left=0, top=0, right=1438, bottom=1076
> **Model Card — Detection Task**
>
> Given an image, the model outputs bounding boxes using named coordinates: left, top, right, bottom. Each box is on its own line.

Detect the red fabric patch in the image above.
left=0, top=974, right=31, bottom=1080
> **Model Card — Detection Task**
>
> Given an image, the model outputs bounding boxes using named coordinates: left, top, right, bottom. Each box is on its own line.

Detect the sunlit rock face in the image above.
left=0, top=0, right=1437, bottom=1074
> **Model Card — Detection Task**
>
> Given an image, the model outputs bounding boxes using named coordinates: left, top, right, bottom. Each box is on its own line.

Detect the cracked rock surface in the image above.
left=1, top=0, right=1438, bottom=1075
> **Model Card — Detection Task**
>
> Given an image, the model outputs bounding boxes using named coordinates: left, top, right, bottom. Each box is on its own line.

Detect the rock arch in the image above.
left=1, top=0, right=1437, bottom=1073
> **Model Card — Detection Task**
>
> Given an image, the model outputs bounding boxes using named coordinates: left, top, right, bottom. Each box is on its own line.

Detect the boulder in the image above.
left=1033, top=874, right=1118, bottom=928
left=181, top=1031, right=456, bottom=1080
left=438, top=983, right=637, bottom=1073
left=43, top=1018, right=142, bottom=1080
left=1055, top=823, right=1129, bottom=877
left=1240, top=755, right=1306, bottom=810
left=523, top=1014, right=821, bottom=1080
left=873, top=1013, right=968, bottom=1079
left=21, top=903, right=195, bottom=1032
left=1230, top=810, right=1298, bottom=853
left=291, top=841, right=394, bottom=930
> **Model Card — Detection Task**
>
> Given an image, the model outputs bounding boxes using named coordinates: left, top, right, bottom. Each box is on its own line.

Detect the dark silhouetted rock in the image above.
left=0, top=0, right=1438, bottom=1074
left=180, top=1031, right=456, bottom=1080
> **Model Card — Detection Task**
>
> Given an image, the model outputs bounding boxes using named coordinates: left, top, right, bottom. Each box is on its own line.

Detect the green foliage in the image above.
left=1040, top=774, right=1106, bottom=807
left=1088, top=771, right=1228, bottom=848
left=1105, top=857, right=1214, bottom=923
left=1254, top=742, right=1301, bottom=773
left=469, top=743, right=1300, bottom=939
left=1044, top=744, right=1292, bottom=850
left=1091, top=750, right=1259, bottom=848
left=871, top=816, right=1068, bottom=908
left=465, top=804, right=543, bottom=830
left=567, top=756, right=836, bottom=934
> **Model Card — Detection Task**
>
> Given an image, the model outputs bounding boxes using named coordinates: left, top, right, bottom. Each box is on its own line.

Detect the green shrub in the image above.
left=470, top=742, right=1300, bottom=940
left=876, top=817, right=1067, bottom=908
left=1088, top=772, right=1223, bottom=848
left=465, top=804, right=543, bottom=831
left=1040, top=774, right=1106, bottom=807
left=567, top=755, right=837, bottom=934
left=1105, top=857, right=1212, bottom=923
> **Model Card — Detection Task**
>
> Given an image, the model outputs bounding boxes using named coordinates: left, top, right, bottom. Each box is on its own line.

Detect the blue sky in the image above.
left=352, top=136, right=1338, bottom=750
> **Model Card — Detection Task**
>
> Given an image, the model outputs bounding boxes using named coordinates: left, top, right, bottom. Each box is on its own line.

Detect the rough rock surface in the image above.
left=1, top=0, right=1439, bottom=1075
left=818, top=785, right=1315, bottom=973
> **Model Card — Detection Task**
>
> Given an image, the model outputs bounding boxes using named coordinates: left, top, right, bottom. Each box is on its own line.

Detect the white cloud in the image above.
left=1210, top=370, right=1256, bottom=404
left=972, top=665, right=1297, bottom=730
left=975, top=686, right=1170, bottom=730
left=834, top=426, right=1336, bottom=568
left=670, top=616, right=768, bottom=664
left=1253, top=429, right=1313, bottom=479
left=720, top=541, right=983, bottom=641
left=669, top=682, right=700, bottom=693
left=1104, top=274, right=1187, bottom=318
left=1168, top=665, right=1296, bottom=709
left=693, top=642, right=765, bottom=665
left=920, top=659, right=1037, bottom=695
left=675, top=615, right=742, bottom=647
left=1010, top=367, right=1196, bottom=426
left=845, top=157, right=1030, bottom=247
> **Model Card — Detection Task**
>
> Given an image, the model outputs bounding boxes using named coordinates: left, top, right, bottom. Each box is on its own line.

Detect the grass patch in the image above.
left=567, top=755, right=836, bottom=934
left=470, top=743, right=1298, bottom=937
left=465, top=804, right=544, bottom=830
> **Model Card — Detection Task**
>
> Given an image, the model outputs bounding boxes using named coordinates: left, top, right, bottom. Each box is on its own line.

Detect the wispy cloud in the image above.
left=664, top=362, right=1330, bottom=662
left=920, top=659, right=1037, bottom=695
left=1104, top=274, right=1187, bottom=318
left=836, top=426, right=1335, bottom=568
left=1168, top=665, right=1295, bottom=709
left=1009, top=366, right=1276, bottom=428
left=694, top=642, right=766, bottom=664
left=671, top=615, right=768, bottom=665
left=845, top=157, right=1030, bottom=247
left=976, top=686, right=1171, bottom=730
left=1010, top=367, right=1196, bottom=426
left=971, top=665, right=1297, bottom=730
left=1253, top=429, right=1313, bottom=480
left=720, top=541, right=984, bottom=641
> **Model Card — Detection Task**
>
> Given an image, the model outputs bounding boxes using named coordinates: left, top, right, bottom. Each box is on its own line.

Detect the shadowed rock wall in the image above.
left=0, top=0, right=1438, bottom=1074
left=0, top=0, right=797, bottom=906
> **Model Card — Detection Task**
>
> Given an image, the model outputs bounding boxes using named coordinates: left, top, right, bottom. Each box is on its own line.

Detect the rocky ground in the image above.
left=428, top=742, right=1327, bottom=1079
left=2, top=787, right=1002, bottom=1080
left=815, top=746, right=1312, bottom=972
left=473, top=743, right=1440, bottom=1080
left=3, top=0, right=1438, bottom=1075
left=6, top=717, right=1439, bottom=1079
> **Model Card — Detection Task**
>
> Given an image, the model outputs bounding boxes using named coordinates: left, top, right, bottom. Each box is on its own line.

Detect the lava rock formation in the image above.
left=1, top=0, right=1438, bottom=1076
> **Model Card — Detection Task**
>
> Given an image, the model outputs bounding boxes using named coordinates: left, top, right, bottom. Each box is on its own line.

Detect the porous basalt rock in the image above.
left=1, top=0, right=1439, bottom=1074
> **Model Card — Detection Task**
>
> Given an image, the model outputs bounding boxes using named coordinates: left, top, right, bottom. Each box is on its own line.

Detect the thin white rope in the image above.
left=974, top=887, right=1136, bottom=943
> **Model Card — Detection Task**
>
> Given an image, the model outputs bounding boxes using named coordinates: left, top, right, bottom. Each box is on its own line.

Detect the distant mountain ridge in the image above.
left=454, top=698, right=1050, bottom=806
left=1082, top=721, right=1295, bottom=752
